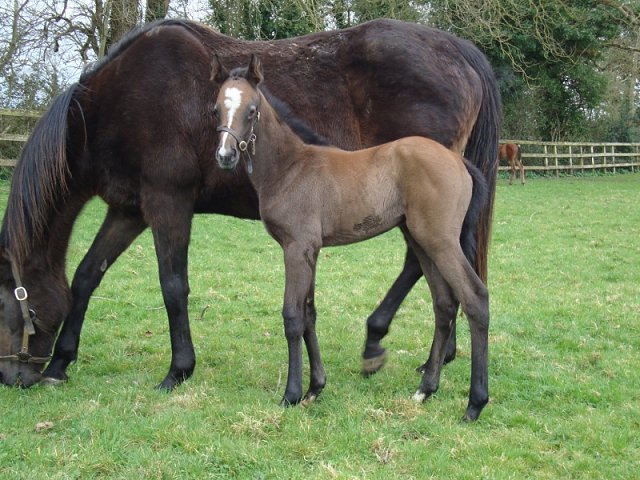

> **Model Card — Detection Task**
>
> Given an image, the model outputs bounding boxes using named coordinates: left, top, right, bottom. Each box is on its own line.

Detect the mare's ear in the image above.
left=210, top=54, right=228, bottom=85
left=247, top=54, right=264, bottom=86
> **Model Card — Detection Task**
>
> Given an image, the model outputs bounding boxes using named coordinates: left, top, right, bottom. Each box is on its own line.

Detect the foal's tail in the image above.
left=460, top=159, right=489, bottom=274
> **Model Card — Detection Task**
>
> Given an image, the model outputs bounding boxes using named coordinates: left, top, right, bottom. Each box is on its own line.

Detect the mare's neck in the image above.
left=5, top=191, right=87, bottom=281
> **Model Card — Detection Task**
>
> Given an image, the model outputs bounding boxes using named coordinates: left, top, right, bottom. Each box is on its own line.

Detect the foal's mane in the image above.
left=228, top=66, right=330, bottom=147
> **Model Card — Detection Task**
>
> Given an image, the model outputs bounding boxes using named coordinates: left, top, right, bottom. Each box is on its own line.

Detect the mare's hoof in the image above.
left=40, top=376, right=68, bottom=386
left=362, top=350, right=386, bottom=376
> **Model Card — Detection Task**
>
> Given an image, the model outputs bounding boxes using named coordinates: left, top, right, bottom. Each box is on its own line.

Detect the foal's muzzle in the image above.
left=216, top=148, right=240, bottom=170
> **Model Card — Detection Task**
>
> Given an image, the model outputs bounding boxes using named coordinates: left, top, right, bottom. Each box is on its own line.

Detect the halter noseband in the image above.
left=216, top=111, right=260, bottom=174
left=0, top=255, right=51, bottom=365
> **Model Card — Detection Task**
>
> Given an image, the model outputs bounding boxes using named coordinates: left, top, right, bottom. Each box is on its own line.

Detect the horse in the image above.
left=0, top=18, right=500, bottom=389
left=212, top=55, right=490, bottom=421
left=499, top=143, right=524, bottom=185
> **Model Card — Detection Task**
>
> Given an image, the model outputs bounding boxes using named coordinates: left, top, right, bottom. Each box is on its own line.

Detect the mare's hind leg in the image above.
left=362, top=245, right=458, bottom=376
left=405, top=230, right=489, bottom=421
left=362, top=247, right=421, bottom=374
left=146, top=189, right=196, bottom=391
left=43, top=207, right=147, bottom=384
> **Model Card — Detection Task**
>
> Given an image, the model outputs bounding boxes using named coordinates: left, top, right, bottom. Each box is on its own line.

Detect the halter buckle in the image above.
left=16, top=349, right=32, bottom=363
left=14, top=286, right=28, bottom=302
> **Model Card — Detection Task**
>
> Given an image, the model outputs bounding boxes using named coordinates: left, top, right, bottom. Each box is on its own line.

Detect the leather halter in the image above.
left=0, top=255, right=51, bottom=364
left=216, top=111, right=260, bottom=174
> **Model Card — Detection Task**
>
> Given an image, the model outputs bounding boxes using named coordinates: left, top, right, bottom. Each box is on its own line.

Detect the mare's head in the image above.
left=0, top=248, right=59, bottom=387
left=211, top=54, right=264, bottom=172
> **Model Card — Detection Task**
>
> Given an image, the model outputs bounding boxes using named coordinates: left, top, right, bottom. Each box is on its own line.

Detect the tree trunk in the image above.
left=145, top=0, right=170, bottom=23
left=108, top=0, right=140, bottom=47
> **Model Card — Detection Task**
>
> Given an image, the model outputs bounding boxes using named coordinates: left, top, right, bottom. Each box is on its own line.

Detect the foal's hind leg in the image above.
left=400, top=232, right=457, bottom=400
left=43, top=207, right=147, bottom=384
left=405, top=229, right=489, bottom=421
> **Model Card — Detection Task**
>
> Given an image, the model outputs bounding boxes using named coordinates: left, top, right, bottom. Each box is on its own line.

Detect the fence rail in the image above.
left=499, top=140, right=640, bottom=175
left=2, top=110, right=640, bottom=174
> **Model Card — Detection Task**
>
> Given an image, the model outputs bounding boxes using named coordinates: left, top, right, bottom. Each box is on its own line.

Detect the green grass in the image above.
left=1, top=173, right=639, bottom=479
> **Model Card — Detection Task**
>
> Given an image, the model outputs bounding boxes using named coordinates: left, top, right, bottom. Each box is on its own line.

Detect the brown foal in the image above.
left=499, top=143, right=525, bottom=185
left=212, top=55, right=490, bottom=421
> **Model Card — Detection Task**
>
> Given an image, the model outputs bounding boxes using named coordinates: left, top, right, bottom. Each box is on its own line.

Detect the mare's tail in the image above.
left=460, top=160, right=489, bottom=275
left=454, top=41, right=501, bottom=283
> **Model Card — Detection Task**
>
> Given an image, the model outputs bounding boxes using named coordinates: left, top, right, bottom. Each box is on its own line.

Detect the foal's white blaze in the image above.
left=219, top=86, right=243, bottom=157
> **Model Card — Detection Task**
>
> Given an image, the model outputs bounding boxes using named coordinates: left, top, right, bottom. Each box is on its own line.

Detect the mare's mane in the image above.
left=228, top=66, right=330, bottom=147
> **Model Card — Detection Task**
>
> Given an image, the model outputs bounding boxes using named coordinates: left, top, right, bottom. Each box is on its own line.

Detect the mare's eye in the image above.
left=248, top=105, right=257, bottom=118
left=213, top=106, right=220, bottom=119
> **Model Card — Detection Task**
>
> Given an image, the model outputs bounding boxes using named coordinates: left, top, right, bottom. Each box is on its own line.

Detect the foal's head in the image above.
left=211, top=54, right=264, bottom=171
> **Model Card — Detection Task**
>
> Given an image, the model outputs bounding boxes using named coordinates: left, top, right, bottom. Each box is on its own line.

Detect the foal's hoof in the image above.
left=413, top=389, right=433, bottom=403
left=280, top=395, right=302, bottom=407
left=462, top=400, right=488, bottom=422
left=362, top=350, right=386, bottom=376
left=301, top=393, right=318, bottom=406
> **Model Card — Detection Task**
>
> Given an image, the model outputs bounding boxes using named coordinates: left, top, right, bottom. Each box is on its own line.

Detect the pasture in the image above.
left=1, top=173, right=639, bottom=479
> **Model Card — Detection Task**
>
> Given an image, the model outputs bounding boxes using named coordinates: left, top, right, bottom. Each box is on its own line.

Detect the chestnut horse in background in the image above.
left=213, top=56, right=490, bottom=421
left=0, top=19, right=500, bottom=390
left=499, top=143, right=525, bottom=185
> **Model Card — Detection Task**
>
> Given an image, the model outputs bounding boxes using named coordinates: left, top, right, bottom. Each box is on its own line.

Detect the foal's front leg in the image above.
left=280, top=242, right=323, bottom=406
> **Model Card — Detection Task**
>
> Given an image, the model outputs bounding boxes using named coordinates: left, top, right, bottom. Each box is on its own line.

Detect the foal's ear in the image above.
left=247, top=54, right=264, bottom=86
left=210, top=54, right=228, bottom=85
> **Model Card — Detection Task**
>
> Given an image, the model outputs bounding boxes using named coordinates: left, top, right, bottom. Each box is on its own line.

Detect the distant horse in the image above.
left=0, top=19, right=500, bottom=389
left=499, top=143, right=525, bottom=185
left=212, top=55, right=490, bottom=421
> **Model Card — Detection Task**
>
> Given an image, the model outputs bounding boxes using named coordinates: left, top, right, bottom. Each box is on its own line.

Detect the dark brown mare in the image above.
left=212, top=56, right=490, bottom=420
left=0, top=19, right=500, bottom=390
left=499, top=143, right=524, bottom=185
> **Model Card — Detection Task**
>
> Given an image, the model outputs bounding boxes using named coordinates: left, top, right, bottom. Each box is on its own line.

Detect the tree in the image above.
left=427, top=0, right=640, bottom=141
left=0, top=0, right=172, bottom=110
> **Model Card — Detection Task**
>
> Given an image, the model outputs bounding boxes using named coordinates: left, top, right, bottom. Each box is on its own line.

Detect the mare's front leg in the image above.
left=280, top=242, right=322, bottom=406
left=146, top=190, right=196, bottom=390
left=43, top=207, right=147, bottom=384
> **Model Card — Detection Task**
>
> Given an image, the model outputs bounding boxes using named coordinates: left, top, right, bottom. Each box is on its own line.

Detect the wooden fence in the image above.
left=2, top=110, right=640, bottom=174
left=499, top=139, right=640, bottom=176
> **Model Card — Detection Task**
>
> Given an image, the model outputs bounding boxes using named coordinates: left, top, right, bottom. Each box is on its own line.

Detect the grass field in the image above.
left=1, top=173, right=639, bottom=479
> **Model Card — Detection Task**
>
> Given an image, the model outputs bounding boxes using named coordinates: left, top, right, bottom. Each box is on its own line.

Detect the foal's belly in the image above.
left=322, top=209, right=404, bottom=246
